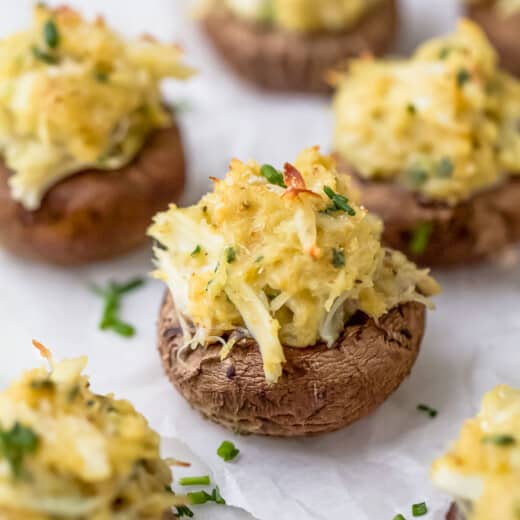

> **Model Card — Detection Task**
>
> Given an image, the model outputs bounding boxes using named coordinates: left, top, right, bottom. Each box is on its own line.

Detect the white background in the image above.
left=1, top=1, right=518, bottom=519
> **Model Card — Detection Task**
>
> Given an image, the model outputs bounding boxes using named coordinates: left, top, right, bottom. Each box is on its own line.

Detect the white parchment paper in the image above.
left=1, top=1, right=518, bottom=519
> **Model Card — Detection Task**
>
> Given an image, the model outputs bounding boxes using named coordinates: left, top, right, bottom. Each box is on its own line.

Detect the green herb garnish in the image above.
left=406, top=103, right=416, bottom=115
left=188, top=486, right=226, bottom=505
left=404, top=165, right=428, bottom=187
left=43, top=19, right=60, bottom=48
left=92, top=278, right=145, bottom=337
left=31, top=45, right=58, bottom=64
left=417, top=403, right=438, bottom=418
left=94, top=70, right=109, bottom=83
left=176, top=505, right=195, bottom=517
left=323, top=186, right=356, bottom=216
left=412, top=502, right=428, bottom=517
left=260, top=164, right=286, bottom=188
left=394, top=515, right=406, bottom=520
left=331, top=248, right=345, bottom=268
left=436, top=157, right=454, bottom=178
left=191, top=245, right=202, bottom=257
left=409, top=222, right=433, bottom=255
left=457, top=68, right=471, bottom=87
left=225, top=247, right=236, bottom=263
left=217, top=440, right=240, bottom=462
left=482, top=434, right=516, bottom=446
left=179, top=475, right=211, bottom=486
left=0, top=422, right=39, bottom=478
left=438, top=47, right=451, bottom=60
left=255, top=256, right=264, bottom=263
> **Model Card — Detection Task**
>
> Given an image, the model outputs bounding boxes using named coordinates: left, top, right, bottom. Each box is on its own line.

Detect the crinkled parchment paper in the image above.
left=2, top=1, right=518, bottom=519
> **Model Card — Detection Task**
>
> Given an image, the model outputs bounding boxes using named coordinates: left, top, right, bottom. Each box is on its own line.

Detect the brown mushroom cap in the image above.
left=158, top=290, right=426, bottom=437
left=467, top=4, right=520, bottom=76
left=202, top=0, right=398, bottom=94
left=350, top=174, right=520, bottom=267
left=0, top=124, right=185, bottom=265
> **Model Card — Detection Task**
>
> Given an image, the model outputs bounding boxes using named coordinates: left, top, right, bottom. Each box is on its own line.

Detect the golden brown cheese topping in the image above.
left=0, top=352, right=184, bottom=519
left=333, top=20, right=520, bottom=204
left=467, top=0, right=520, bottom=15
left=150, top=147, right=439, bottom=383
left=432, top=385, right=520, bottom=520
left=209, top=0, right=384, bottom=32
left=0, top=4, right=194, bottom=210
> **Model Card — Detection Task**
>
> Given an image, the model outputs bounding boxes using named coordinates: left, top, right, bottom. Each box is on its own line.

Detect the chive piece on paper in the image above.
left=412, top=502, right=428, bottom=517
left=179, top=475, right=211, bottom=486
left=217, top=440, right=240, bottom=462
left=417, top=403, right=438, bottom=418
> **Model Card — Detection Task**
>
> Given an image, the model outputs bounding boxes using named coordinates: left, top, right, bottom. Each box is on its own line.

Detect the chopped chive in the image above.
left=0, top=422, right=39, bottom=478
left=191, top=245, right=202, bottom=257
left=43, top=19, right=60, bottom=48
left=179, top=475, right=211, bottom=486
left=260, top=164, right=286, bottom=188
left=255, top=255, right=264, bottom=263
left=217, top=440, right=240, bottom=462
left=436, top=157, right=454, bottom=178
left=323, top=186, right=356, bottom=216
left=225, top=247, right=236, bottom=263
left=176, top=505, right=194, bottom=517
left=417, top=403, right=438, bottom=418
left=94, top=70, right=109, bottom=83
left=331, top=248, right=345, bottom=268
left=438, top=47, right=451, bottom=60
left=412, top=502, right=428, bottom=516
left=188, top=486, right=226, bottom=505
left=31, top=45, right=58, bottom=64
left=394, top=515, right=406, bottom=520
left=406, top=103, right=416, bottom=115
left=409, top=222, right=433, bottom=256
left=456, top=68, right=471, bottom=88
left=91, top=277, right=145, bottom=338
left=482, top=434, right=516, bottom=446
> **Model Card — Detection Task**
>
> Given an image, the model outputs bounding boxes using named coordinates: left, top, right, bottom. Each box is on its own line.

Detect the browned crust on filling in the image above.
left=0, top=124, right=185, bottom=265
left=467, top=3, right=520, bottom=76
left=158, top=290, right=426, bottom=437
left=202, top=0, right=398, bottom=93
left=337, top=158, right=520, bottom=267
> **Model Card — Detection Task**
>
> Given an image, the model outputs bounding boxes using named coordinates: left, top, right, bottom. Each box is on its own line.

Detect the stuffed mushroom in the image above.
left=150, top=147, right=439, bottom=436
left=0, top=5, right=194, bottom=265
left=0, top=343, right=189, bottom=518
left=333, top=21, right=520, bottom=266
left=465, top=1, right=520, bottom=76
left=432, top=385, right=520, bottom=520
left=200, top=0, right=398, bottom=93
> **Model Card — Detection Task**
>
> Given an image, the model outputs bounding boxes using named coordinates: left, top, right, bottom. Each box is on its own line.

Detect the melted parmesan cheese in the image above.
left=0, top=5, right=194, bottom=210
left=149, top=147, right=439, bottom=383
left=208, top=0, right=383, bottom=32
left=432, top=385, right=520, bottom=520
left=0, top=356, right=184, bottom=519
left=333, top=20, right=520, bottom=204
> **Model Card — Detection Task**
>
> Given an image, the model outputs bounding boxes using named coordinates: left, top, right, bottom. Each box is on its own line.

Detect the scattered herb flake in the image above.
left=188, top=486, right=226, bottom=505
left=323, top=186, right=356, bottom=216
left=457, top=68, right=471, bottom=88
left=31, top=45, right=58, bottom=64
left=260, top=164, right=286, bottom=188
left=409, top=222, right=433, bottom=256
left=0, top=422, right=39, bottom=478
left=255, top=256, right=264, bottom=263
left=436, top=157, right=454, bottom=178
left=176, top=505, right=195, bottom=517
left=394, top=515, right=406, bottom=520
left=191, top=245, right=202, bottom=257
left=43, top=19, right=59, bottom=49
left=179, top=475, right=211, bottom=486
left=412, top=502, right=428, bottom=517
left=417, top=403, right=438, bottom=418
left=482, top=434, right=516, bottom=446
left=94, top=70, right=109, bottom=83
left=406, top=103, right=417, bottom=115
left=225, top=247, right=236, bottom=264
left=404, top=165, right=429, bottom=187
left=331, top=248, right=345, bottom=268
left=438, top=47, right=451, bottom=60
left=217, top=440, right=240, bottom=462
left=92, top=277, right=145, bottom=338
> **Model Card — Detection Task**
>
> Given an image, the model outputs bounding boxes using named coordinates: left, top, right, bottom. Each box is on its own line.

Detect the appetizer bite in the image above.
left=432, top=385, right=520, bottom=520
left=0, top=5, right=193, bottom=265
left=201, top=0, right=398, bottom=93
left=151, top=147, right=439, bottom=436
left=333, top=21, right=520, bottom=266
left=466, top=1, right=520, bottom=76
left=0, top=345, right=186, bottom=518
